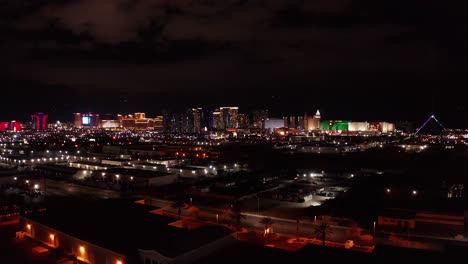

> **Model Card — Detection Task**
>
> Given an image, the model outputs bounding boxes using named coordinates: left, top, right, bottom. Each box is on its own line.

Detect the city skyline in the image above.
left=0, top=102, right=463, bottom=130
left=1, top=2, right=466, bottom=264
left=0, top=1, right=467, bottom=127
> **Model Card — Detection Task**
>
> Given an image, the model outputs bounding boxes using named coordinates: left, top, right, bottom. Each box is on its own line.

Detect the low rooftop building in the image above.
left=20, top=199, right=235, bottom=264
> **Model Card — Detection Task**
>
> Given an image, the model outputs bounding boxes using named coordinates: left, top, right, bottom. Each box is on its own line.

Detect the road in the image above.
left=142, top=197, right=355, bottom=244
left=44, top=179, right=122, bottom=200
left=41, top=180, right=466, bottom=249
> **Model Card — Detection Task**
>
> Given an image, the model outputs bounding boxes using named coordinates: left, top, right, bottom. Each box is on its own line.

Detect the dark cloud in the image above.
left=0, top=0, right=467, bottom=126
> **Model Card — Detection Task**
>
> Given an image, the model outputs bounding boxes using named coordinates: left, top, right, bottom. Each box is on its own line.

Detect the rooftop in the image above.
left=134, top=162, right=167, bottom=167
left=169, top=165, right=205, bottom=171
left=23, top=199, right=233, bottom=258
left=69, top=160, right=103, bottom=166
left=105, top=168, right=173, bottom=178
left=102, top=158, right=132, bottom=162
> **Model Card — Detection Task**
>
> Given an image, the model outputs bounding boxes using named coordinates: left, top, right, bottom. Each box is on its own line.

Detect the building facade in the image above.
left=220, top=107, right=239, bottom=128
left=192, top=108, right=203, bottom=134
left=31, top=113, right=48, bottom=131
left=253, top=109, right=268, bottom=129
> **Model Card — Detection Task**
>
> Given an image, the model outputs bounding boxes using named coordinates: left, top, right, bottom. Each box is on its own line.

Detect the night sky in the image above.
left=0, top=0, right=467, bottom=127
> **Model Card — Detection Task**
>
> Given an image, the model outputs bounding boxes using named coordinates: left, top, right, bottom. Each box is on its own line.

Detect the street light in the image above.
left=374, top=221, right=377, bottom=237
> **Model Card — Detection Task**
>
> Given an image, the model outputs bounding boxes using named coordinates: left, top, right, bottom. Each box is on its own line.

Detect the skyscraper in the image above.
left=297, top=116, right=304, bottom=130
left=181, top=109, right=193, bottom=133
left=289, top=116, right=296, bottom=128
left=220, top=107, right=239, bottom=128
left=238, top=113, right=249, bottom=129
left=192, top=108, right=203, bottom=133
left=253, top=109, right=268, bottom=129
left=283, top=117, right=288, bottom=127
left=31, top=113, right=48, bottom=130
left=203, top=109, right=213, bottom=129
left=213, top=111, right=224, bottom=130
left=74, top=113, right=82, bottom=128
left=306, top=110, right=321, bottom=130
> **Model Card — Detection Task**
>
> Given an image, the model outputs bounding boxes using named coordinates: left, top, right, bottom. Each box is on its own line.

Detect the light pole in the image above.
left=373, top=221, right=376, bottom=244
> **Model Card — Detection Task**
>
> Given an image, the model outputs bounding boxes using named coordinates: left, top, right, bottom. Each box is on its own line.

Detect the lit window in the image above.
left=80, top=246, right=85, bottom=254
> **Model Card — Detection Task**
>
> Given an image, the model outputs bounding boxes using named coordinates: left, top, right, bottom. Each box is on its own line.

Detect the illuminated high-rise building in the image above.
left=134, top=112, right=146, bottom=120
left=306, top=109, right=321, bottom=130
left=253, top=109, right=268, bottom=129
left=213, top=111, right=224, bottom=130
left=192, top=108, right=203, bottom=133
left=0, top=121, right=22, bottom=132
left=73, top=113, right=100, bottom=128
left=220, top=107, right=239, bottom=128
left=289, top=116, right=296, bottom=128
left=304, top=112, right=308, bottom=129
left=238, top=113, right=249, bottom=129
left=297, top=116, right=304, bottom=129
left=31, top=113, right=48, bottom=131
left=283, top=117, right=288, bottom=127
left=121, top=113, right=163, bottom=131
left=74, top=113, right=82, bottom=128
left=117, top=114, right=123, bottom=127
left=203, top=109, right=213, bottom=129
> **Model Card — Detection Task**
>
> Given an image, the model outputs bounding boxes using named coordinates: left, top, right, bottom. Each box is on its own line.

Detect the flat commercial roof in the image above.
left=105, top=168, right=173, bottom=178
left=23, top=199, right=232, bottom=258
left=36, top=164, right=80, bottom=174
left=102, top=158, right=132, bottom=162
left=135, top=162, right=167, bottom=167
left=70, top=161, right=103, bottom=166
left=169, top=165, right=204, bottom=171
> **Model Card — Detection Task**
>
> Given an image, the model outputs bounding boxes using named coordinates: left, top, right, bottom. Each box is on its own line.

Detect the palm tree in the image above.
left=259, top=217, right=274, bottom=244
left=171, top=200, right=185, bottom=219
left=230, top=201, right=244, bottom=231
left=314, top=222, right=332, bottom=247
left=259, top=217, right=273, bottom=233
